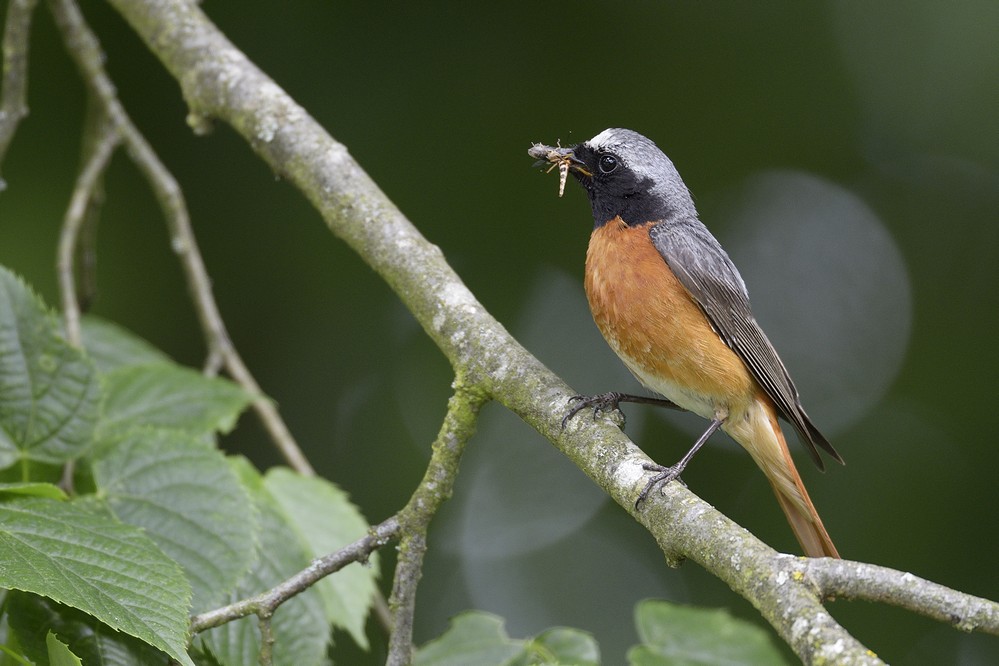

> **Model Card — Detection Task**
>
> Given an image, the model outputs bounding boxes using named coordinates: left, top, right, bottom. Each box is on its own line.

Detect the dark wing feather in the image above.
left=648, top=220, right=843, bottom=469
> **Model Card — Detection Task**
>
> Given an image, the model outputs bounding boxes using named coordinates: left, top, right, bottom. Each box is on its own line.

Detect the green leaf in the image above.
left=46, top=631, right=83, bottom=666
left=0, top=649, right=32, bottom=666
left=93, top=429, right=258, bottom=612
left=100, top=364, right=254, bottom=437
left=263, top=467, right=377, bottom=649
left=227, top=455, right=265, bottom=493
left=627, top=600, right=789, bottom=666
left=189, top=643, right=227, bottom=666
left=80, top=315, right=171, bottom=374
left=0, top=266, right=100, bottom=469
left=0, top=481, right=67, bottom=499
left=527, top=627, right=600, bottom=666
left=196, top=472, right=328, bottom=666
left=0, top=496, right=194, bottom=666
left=415, top=612, right=524, bottom=666
left=7, top=592, right=169, bottom=666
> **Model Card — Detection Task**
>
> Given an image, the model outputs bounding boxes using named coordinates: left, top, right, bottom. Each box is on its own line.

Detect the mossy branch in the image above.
left=387, top=384, right=486, bottom=664
left=0, top=0, right=39, bottom=181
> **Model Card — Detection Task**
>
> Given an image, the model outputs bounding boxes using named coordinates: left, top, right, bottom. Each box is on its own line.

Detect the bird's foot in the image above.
left=561, top=392, right=630, bottom=429
left=634, top=463, right=687, bottom=508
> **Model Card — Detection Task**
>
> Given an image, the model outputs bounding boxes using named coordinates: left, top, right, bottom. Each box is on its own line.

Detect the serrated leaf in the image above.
left=0, top=481, right=67, bottom=500
left=46, top=631, right=83, bottom=666
left=93, top=429, right=258, bottom=612
left=7, top=592, right=168, bottom=666
left=100, top=364, right=254, bottom=437
left=415, top=612, right=524, bottom=666
left=0, top=496, right=194, bottom=666
left=197, top=476, right=328, bottom=666
left=264, top=467, right=377, bottom=649
left=80, top=316, right=171, bottom=374
left=627, top=600, right=789, bottom=666
left=0, top=267, right=100, bottom=470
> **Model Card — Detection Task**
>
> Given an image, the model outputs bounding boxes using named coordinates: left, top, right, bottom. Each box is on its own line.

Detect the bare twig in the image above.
left=187, top=386, right=483, bottom=665
left=189, top=387, right=483, bottom=665
left=0, top=0, right=39, bottom=183
left=370, top=591, right=392, bottom=637
left=807, top=559, right=999, bottom=635
left=47, top=0, right=314, bottom=475
left=387, top=387, right=486, bottom=664
left=189, top=516, right=401, bottom=634
left=56, top=113, right=119, bottom=346
left=74, top=96, right=112, bottom=311
left=258, top=615, right=275, bottom=666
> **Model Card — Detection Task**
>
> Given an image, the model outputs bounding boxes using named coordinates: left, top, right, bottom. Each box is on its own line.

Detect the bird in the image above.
left=529, top=128, right=844, bottom=558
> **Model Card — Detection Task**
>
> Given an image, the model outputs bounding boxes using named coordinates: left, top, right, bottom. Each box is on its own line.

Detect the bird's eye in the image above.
left=598, top=154, right=618, bottom=174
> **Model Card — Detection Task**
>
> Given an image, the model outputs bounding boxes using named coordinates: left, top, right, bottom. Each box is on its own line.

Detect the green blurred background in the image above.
left=2, top=1, right=998, bottom=663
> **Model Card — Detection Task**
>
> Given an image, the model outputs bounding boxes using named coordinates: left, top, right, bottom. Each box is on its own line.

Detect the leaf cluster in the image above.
left=412, top=601, right=789, bottom=666
left=0, top=267, right=378, bottom=666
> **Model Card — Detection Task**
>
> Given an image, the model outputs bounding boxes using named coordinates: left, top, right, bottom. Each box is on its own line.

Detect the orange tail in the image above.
left=729, top=398, right=839, bottom=558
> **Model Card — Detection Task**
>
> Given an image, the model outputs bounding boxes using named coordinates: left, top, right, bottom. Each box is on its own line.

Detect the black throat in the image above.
left=572, top=170, right=677, bottom=229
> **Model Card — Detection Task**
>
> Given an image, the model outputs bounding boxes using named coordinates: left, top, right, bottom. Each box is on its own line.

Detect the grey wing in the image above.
left=648, top=220, right=843, bottom=469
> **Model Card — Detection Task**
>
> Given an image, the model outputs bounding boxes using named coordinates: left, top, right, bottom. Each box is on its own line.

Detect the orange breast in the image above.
left=584, top=218, right=755, bottom=418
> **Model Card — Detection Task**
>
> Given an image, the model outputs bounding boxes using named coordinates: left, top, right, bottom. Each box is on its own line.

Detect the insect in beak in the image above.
left=528, top=141, right=590, bottom=198
left=546, top=153, right=572, bottom=198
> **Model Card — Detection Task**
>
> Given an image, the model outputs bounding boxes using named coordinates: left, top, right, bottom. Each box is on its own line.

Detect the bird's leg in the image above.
left=635, top=417, right=725, bottom=508
left=561, top=391, right=683, bottom=429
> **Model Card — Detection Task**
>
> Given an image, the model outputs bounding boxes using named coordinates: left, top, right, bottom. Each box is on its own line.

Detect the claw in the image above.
left=634, top=464, right=687, bottom=509
left=560, top=392, right=627, bottom=429
left=634, top=417, right=723, bottom=509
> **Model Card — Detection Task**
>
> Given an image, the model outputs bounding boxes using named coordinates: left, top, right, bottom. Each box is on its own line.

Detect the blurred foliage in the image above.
left=1, top=1, right=997, bottom=664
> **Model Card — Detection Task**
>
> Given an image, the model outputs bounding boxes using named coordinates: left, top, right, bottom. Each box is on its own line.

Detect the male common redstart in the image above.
left=529, top=128, right=843, bottom=558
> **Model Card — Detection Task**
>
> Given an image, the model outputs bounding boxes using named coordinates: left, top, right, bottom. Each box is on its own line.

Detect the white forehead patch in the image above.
left=586, top=128, right=624, bottom=151
left=579, top=129, right=695, bottom=214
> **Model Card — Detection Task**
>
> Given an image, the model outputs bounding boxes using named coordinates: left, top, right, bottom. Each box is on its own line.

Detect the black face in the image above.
left=569, top=142, right=668, bottom=228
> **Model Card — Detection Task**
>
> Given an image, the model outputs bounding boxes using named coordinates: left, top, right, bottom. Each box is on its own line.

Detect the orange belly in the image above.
left=584, top=218, right=756, bottom=420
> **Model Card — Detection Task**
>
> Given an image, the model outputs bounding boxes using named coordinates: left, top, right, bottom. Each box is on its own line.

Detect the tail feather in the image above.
left=730, top=398, right=840, bottom=558
left=767, top=471, right=839, bottom=558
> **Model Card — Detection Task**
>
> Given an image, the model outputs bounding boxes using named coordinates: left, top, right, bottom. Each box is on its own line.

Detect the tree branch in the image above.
left=74, top=96, right=114, bottom=312
left=189, top=516, right=401, bottom=634
left=47, top=0, right=314, bottom=475
left=97, top=1, right=999, bottom=663
left=0, top=0, right=39, bottom=183
left=56, top=111, right=118, bottom=346
left=807, top=559, right=999, bottom=634
left=387, top=385, right=486, bottom=664
left=188, top=385, right=484, bottom=665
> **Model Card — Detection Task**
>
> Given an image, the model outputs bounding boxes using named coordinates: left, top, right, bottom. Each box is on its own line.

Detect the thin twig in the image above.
left=56, top=113, right=119, bottom=346
left=0, top=0, right=39, bottom=183
left=387, top=386, right=486, bottom=664
left=75, top=95, right=112, bottom=311
left=47, top=0, right=314, bottom=475
left=187, top=388, right=483, bottom=658
left=189, top=516, right=401, bottom=633
left=370, top=592, right=392, bottom=638
left=806, top=559, right=999, bottom=635
left=258, top=615, right=274, bottom=666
